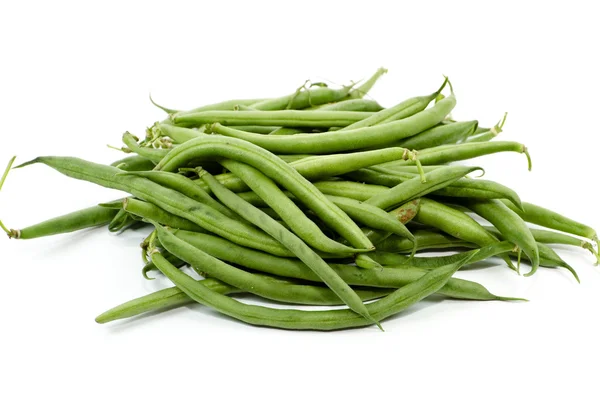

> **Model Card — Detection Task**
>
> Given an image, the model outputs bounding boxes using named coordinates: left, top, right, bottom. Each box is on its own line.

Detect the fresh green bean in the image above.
left=364, top=165, right=481, bottom=210
left=17, top=156, right=299, bottom=257
left=122, top=132, right=170, bottom=163
left=221, top=160, right=360, bottom=254
left=466, top=199, right=539, bottom=276
left=341, top=77, right=448, bottom=131
left=205, top=92, right=456, bottom=154
left=110, top=155, right=156, bottom=171
left=250, top=85, right=354, bottom=111
left=123, top=198, right=206, bottom=233
left=313, top=181, right=388, bottom=201
left=311, top=99, right=384, bottom=112
left=149, top=250, right=476, bottom=330
left=396, top=120, right=478, bottom=150
left=375, top=230, right=477, bottom=253
left=501, top=200, right=599, bottom=250
left=155, top=134, right=373, bottom=250
left=347, top=67, right=388, bottom=99
left=362, top=200, right=421, bottom=245
left=199, top=171, right=379, bottom=325
left=172, top=110, right=375, bottom=128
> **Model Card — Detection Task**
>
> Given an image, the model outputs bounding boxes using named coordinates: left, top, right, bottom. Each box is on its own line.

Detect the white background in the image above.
left=1, top=1, right=599, bottom=399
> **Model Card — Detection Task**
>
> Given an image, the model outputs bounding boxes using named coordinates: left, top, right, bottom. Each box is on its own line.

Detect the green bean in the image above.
left=465, top=113, right=507, bottom=143
left=154, top=123, right=203, bottom=144
left=122, top=132, right=171, bottom=163
left=149, top=250, right=476, bottom=330
left=96, top=277, right=241, bottom=323
left=235, top=126, right=279, bottom=134
left=311, top=99, right=384, bottom=112
left=362, top=200, right=421, bottom=245
left=347, top=67, right=388, bottom=99
left=153, top=98, right=267, bottom=116
left=381, top=141, right=532, bottom=170
left=364, top=165, right=481, bottom=210
left=375, top=230, right=477, bottom=253
left=172, top=110, right=374, bottom=128
left=199, top=171, right=379, bottom=325
left=108, top=208, right=134, bottom=232
left=17, top=156, right=299, bottom=257
left=371, top=241, right=515, bottom=268
left=268, top=127, right=304, bottom=135
left=155, top=134, right=373, bottom=250
left=205, top=92, right=456, bottom=154
left=341, top=77, right=448, bottom=131
left=465, top=199, right=539, bottom=276
left=110, top=155, right=156, bottom=171
left=156, top=224, right=389, bottom=306
left=5, top=204, right=119, bottom=240
left=123, top=198, right=207, bottom=233
left=250, top=85, right=354, bottom=111
left=313, top=181, right=388, bottom=201
left=221, top=160, right=360, bottom=254
left=172, top=229, right=512, bottom=301
left=355, top=254, right=384, bottom=270
left=118, top=170, right=241, bottom=221
left=500, top=200, right=599, bottom=251
left=396, top=120, right=478, bottom=150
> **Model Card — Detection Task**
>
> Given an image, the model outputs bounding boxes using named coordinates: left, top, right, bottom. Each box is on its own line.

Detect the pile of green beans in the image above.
left=2, top=68, right=598, bottom=331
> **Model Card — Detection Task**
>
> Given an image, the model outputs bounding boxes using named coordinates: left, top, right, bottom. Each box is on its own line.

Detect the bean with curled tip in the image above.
left=169, top=229, right=512, bottom=302
left=17, top=156, right=298, bottom=257
left=149, top=250, right=475, bottom=330
left=380, top=141, right=533, bottom=170
left=204, top=92, right=456, bottom=154
left=110, top=155, right=156, bottom=172
left=221, top=159, right=360, bottom=254
left=198, top=171, right=379, bottom=325
left=500, top=200, right=599, bottom=251
left=340, top=77, right=448, bottom=131
left=466, top=199, right=540, bottom=276
left=364, top=165, right=481, bottom=211
left=155, top=134, right=373, bottom=250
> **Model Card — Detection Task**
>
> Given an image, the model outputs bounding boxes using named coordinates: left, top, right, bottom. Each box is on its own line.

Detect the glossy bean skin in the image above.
left=149, top=250, right=475, bottom=330
left=206, top=93, right=456, bottom=154
left=122, top=198, right=207, bottom=233
left=156, top=224, right=389, bottom=307
left=311, top=99, right=384, bottom=112
left=380, top=141, right=532, bottom=170
left=501, top=200, right=599, bottom=247
left=121, top=132, right=170, bottom=163
left=364, top=165, right=481, bottom=210
left=17, top=156, right=298, bottom=257
left=341, top=78, right=448, bottom=131
left=110, top=155, right=156, bottom=172
left=393, top=120, right=478, bottom=150
left=172, top=110, right=375, bottom=128
left=155, top=134, right=373, bottom=250
left=119, top=170, right=241, bottom=221
left=6, top=205, right=118, bottom=240
left=221, top=160, right=359, bottom=254
left=313, top=181, right=388, bottom=201
left=172, top=229, right=501, bottom=302
left=466, top=199, right=540, bottom=276
left=199, top=172, right=378, bottom=324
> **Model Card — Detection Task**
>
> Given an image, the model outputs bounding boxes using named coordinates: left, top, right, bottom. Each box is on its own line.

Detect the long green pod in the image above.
left=171, top=229, right=511, bottom=301
left=250, top=85, right=354, bottom=111
left=311, top=99, right=384, bottom=112
left=501, top=200, right=599, bottom=250
left=313, top=181, right=388, bottom=201
left=123, top=198, right=207, bottom=233
left=206, top=93, right=456, bottom=154
left=466, top=199, right=539, bottom=276
left=221, top=160, right=360, bottom=254
left=375, top=230, right=477, bottom=253
left=395, top=120, right=478, bottom=150
left=149, top=250, right=475, bottom=330
left=155, top=134, right=373, bottom=250
left=364, top=166, right=481, bottom=210
left=199, top=172, right=379, bottom=325
left=16, top=157, right=298, bottom=257
left=110, top=155, right=156, bottom=172
left=362, top=200, right=421, bottom=245
left=382, top=141, right=532, bottom=170
left=96, top=278, right=241, bottom=323
left=156, top=225, right=389, bottom=306
left=347, top=67, right=388, bottom=99
left=118, top=170, right=241, bottom=221
left=341, top=77, right=448, bottom=131
left=172, top=110, right=375, bottom=128
left=121, top=132, right=170, bottom=164
left=6, top=204, right=118, bottom=240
